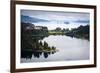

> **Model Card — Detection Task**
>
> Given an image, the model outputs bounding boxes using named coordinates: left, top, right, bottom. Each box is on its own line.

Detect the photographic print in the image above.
left=21, top=10, right=90, bottom=63
left=11, top=1, right=96, bottom=72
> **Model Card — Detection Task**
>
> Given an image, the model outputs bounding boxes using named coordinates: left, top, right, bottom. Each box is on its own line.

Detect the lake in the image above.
left=21, top=35, right=90, bottom=63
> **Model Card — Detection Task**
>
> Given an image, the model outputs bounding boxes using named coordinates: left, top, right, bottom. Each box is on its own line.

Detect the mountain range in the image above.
left=21, top=15, right=49, bottom=23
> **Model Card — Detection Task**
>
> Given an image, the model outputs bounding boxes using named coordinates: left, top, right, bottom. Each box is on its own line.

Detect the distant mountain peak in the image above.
left=75, top=20, right=89, bottom=23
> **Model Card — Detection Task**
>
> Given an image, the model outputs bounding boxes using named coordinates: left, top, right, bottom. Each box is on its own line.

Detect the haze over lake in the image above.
left=21, top=10, right=89, bottom=30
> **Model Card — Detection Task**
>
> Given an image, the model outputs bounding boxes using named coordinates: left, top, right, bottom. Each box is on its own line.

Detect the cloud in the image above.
left=64, top=21, right=70, bottom=24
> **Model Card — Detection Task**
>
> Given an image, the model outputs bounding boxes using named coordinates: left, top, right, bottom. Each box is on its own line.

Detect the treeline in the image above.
left=66, top=25, right=89, bottom=40
left=48, top=25, right=89, bottom=40
left=21, top=22, right=48, bottom=36
left=49, top=27, right=69, bottom=35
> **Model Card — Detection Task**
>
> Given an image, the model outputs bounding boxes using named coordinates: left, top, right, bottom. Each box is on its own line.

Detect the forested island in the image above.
left=21, top=22, right=89, bottom=58
left=21, top=22, right=57, bottom=58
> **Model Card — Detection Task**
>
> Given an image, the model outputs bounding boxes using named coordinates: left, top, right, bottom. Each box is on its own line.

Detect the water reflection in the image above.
left=21, top=50, right=56, bottom=59
left=21, top=35, right=89, bottom=62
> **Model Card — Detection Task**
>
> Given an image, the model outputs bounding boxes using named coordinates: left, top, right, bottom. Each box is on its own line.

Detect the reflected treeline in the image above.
left=21, top=50, right=56, bottom=59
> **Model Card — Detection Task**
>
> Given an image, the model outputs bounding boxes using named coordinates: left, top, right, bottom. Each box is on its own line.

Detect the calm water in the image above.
left=21, top=35, right=90, bottom=63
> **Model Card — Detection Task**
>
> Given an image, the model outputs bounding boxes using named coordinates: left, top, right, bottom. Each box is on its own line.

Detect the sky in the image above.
left=21, top=10, right=90, bottom=30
